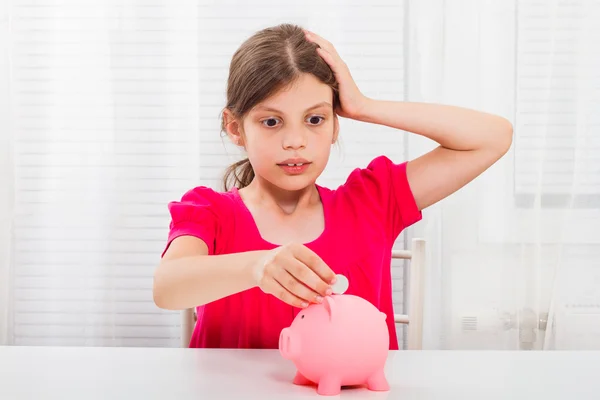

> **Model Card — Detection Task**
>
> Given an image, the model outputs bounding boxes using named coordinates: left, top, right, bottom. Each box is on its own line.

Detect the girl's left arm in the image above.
left=304, top=29, right=513, bottom=211
left=355, top=99, right=513, bottom=210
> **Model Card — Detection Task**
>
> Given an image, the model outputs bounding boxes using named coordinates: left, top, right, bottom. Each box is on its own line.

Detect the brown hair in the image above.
left=221, top=23, right=340, bottom=191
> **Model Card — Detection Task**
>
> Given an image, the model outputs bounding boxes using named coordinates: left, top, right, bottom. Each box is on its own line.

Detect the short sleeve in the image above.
left=161, top=186, right=224, bottom=257
left=345, top=155, right=422, bottom=239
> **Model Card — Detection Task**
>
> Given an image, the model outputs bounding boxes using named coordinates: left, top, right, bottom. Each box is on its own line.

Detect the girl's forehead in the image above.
left=252, top=93, right=333, bottom=114
left=251, top=81, right=333, bottom=115
left=252, top=101, right=332, bottom=115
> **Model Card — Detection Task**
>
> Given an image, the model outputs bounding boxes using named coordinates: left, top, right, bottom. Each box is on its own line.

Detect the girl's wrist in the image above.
left=241, top=250, right=270, bottom=289
left=351, top=96, right=376, bottom=122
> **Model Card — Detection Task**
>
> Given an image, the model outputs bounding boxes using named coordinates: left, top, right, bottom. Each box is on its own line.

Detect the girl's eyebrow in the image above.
left=253, top=101, right=332, bottom=114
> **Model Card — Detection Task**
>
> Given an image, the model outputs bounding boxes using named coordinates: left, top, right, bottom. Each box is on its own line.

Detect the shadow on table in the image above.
left=266, top=370, right=392, bottom=399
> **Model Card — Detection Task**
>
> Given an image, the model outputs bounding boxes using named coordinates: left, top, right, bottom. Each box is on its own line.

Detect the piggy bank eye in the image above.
left=301, top=315, right=305, bottom=319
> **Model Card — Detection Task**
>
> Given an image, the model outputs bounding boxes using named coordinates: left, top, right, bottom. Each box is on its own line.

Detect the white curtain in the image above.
left=409, top=0, right=600, bottom=350
left=1, top=0, right=598, bottom=350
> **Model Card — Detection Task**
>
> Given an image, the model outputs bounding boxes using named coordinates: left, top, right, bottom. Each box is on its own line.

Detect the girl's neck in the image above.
left=240, top=177, right=320, bottom=216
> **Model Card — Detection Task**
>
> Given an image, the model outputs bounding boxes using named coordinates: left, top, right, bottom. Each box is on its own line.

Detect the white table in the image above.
left=0, top=346, right=599, bottom=399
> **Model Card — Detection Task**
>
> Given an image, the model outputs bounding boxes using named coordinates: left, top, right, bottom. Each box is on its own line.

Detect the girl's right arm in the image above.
left=152, top=236, right=336, bottom=310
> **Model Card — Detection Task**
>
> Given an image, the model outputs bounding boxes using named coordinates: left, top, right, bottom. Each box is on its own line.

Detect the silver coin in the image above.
left=331, top=274, right=349, bottom=294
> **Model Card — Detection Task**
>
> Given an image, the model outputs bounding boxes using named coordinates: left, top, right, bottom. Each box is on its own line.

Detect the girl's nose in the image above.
left=282, top=128, right=307, bottom=150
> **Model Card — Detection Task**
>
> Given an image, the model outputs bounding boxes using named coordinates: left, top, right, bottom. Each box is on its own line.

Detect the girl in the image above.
left=153, top=23, right=513, bottom=349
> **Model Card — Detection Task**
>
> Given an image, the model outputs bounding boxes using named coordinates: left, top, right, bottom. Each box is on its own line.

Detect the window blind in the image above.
left=9, top=0, right=408, bottom=348
left=10, top=0, right=203, bottom=347
left=515, top=0, right=600, bottom=208
left=0, top=0, right=11, bottom=346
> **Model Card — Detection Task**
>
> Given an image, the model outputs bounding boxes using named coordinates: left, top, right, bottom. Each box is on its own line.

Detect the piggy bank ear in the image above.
left=323, top=296, right=336, bottom=322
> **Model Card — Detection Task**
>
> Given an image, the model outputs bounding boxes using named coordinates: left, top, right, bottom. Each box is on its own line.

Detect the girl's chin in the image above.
left=263, top=174, right=319, bottom=192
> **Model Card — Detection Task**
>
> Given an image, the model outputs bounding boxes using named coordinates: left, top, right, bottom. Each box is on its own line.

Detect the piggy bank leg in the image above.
left=317, top=376, right=341, bottom=396
left=292, top=371, right=313, bottom=386
left=366, top=369, right=390, bottom=391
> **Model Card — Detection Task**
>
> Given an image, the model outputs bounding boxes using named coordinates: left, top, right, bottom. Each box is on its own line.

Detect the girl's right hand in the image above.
left=251, top=243, right=337, bottom=308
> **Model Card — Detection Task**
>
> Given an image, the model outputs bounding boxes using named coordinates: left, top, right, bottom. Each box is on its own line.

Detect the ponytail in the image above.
left=223, top=158, right=255, bottom=191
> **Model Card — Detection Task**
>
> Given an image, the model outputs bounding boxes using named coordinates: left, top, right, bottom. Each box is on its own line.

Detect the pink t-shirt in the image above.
left=162, top=155, right=422, bottom=350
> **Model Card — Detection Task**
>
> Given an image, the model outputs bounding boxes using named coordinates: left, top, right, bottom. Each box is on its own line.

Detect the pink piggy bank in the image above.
left=279, top=294, right=390, bottom=396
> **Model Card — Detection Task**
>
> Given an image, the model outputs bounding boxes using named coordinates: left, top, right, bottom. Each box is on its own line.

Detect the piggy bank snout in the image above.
left=279, top=328, right=300, bottom=360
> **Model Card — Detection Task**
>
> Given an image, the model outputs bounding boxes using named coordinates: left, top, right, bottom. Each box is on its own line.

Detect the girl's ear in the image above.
left=223, top=109, right=244, bottom=147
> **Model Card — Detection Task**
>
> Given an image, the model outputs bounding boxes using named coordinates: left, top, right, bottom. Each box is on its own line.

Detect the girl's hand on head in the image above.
left=303, top=29, right=371, bottom=120
left=252, top=243, right=336, bottom=308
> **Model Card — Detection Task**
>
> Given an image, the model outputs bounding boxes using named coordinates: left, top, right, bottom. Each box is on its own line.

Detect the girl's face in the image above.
left=234, top=73, right=339, bottom=192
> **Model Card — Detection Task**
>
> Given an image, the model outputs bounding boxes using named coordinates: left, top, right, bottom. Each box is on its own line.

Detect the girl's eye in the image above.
left=261, top=118, right=280, bottom=128
left=260, top=115, right=325, bottom=128
left=307, top=115, right=325, bottom=125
